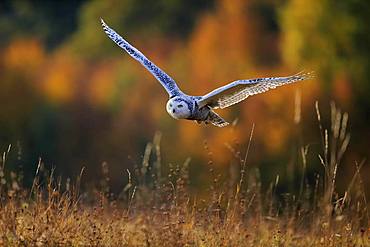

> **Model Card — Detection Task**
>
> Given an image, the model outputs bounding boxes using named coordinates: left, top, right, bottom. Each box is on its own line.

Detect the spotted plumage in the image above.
left=101, top=19, right=314, bottom=127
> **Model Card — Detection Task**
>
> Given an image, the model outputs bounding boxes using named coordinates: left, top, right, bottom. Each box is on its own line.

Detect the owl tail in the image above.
left=207, top=110, right=229, bottom=127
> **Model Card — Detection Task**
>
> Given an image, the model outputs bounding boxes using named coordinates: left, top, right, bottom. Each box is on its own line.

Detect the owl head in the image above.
left=166, top=97, right=191, bottom=119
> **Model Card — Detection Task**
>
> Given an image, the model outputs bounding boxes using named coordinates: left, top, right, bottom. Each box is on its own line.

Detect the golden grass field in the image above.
left=0, top=103, right=369, bottom=247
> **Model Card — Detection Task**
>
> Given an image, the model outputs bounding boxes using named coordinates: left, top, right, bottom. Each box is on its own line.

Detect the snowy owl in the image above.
left=101, top=19, right=313, bottom=127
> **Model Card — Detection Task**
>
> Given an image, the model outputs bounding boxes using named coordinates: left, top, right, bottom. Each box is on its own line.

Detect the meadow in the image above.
left=0, top=102, right=368, bottom=247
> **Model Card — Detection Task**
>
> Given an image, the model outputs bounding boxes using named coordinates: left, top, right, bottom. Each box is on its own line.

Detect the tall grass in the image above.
left=0, top=103, right=368, bottom=246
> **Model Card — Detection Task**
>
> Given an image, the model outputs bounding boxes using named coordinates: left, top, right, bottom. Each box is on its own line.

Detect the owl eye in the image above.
left=169, top=104, right=173, bottom=107
left=178, top=104, right=183, bottom=108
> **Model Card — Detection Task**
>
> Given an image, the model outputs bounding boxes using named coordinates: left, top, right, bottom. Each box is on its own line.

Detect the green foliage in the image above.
left=280, top=0, right=370, bottom=93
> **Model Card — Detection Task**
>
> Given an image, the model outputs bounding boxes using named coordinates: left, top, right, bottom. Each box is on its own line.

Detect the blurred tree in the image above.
left=68, top=0, right=215, bottom=59
left=280, top=0, right=370, bottom=99
left=0, top=38, right=50, bottom=178
left=0, top=0, right=86, bottom=49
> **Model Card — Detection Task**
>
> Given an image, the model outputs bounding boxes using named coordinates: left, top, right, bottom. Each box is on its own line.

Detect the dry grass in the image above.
left=0, top=103, right=369, bottom=246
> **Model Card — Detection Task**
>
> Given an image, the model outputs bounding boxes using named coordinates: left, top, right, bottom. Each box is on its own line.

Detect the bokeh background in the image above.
left=0, top=0, right=369, bottom=194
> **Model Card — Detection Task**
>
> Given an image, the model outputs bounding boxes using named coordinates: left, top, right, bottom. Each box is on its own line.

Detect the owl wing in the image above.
left=197, top=72, right=314, bottom=109
left=101, top=19, right=183, bottom=97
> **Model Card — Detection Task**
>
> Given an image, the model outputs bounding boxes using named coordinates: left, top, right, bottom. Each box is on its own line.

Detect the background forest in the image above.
left=0, top=0, right=369, bottom=195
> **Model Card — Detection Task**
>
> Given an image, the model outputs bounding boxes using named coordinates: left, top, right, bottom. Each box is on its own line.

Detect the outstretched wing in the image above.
left=197, top=72, right=314, bottom=109
left=101, top=19, right=183, bottom=97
